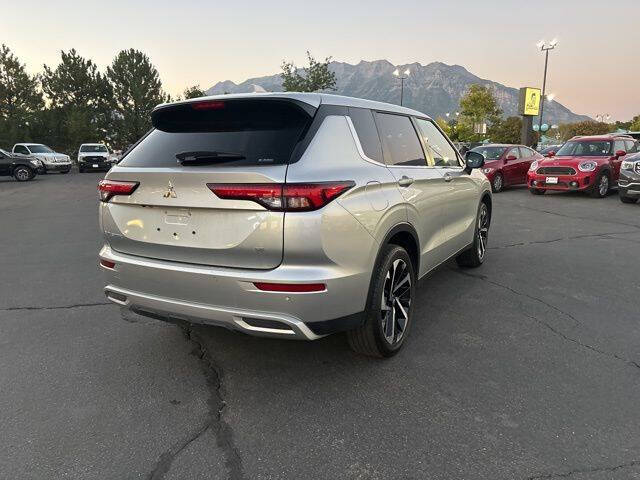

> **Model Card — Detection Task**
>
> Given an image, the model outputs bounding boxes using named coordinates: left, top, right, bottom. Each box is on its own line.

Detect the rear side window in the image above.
left=14, top=145, right=29, bottom=154
left=624, top=140, right=637, bottom=153
left=375, top=113, right=426, bottom=167
left=120, top=100, right=314, bottom=168
left=348, top=107, right=383, bottom=163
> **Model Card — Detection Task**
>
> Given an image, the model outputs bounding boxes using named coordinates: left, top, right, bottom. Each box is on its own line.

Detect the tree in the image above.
left=630, top=115, right=640, bottom=132
left=557, top=121, right=613, bottom=141
left=281, top=51, right=337, bottom=92
left=457, top=84, right=502, bottom=142
left=435, top=117, right=452, bottom=137
left=0, top=44, right=43, bottom=147
left=491, top=116, right=522, bottom=144
left=107, top=49, right=168, bottom=148
left=183, top=85, right=206, bottom=99
left=41, top=49, right=113, bottom=152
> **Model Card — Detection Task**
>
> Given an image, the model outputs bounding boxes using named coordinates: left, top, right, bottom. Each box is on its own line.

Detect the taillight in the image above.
left=98, top=180, right=139, bottom=202
left=207, top=182, right=354, bottom=211
left=100, top=259, right=115, bottom=269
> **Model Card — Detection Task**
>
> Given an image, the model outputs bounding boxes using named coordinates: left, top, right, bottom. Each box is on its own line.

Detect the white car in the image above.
left=12, top=143, right=72, bottom=174
left=78, top=143, right=113, bottom=173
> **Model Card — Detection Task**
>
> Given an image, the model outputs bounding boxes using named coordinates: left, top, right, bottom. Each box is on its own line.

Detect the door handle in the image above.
left=398, top=176, right=414, bottom=187
left=444, top=173, right=454, bottom=182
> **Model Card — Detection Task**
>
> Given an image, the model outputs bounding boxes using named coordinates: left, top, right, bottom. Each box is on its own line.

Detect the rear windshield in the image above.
left=120, top=100, right=314, bottom=168
left=81, top=145, right=108, bottom=153
left=556, top=141, right=612, bottom=157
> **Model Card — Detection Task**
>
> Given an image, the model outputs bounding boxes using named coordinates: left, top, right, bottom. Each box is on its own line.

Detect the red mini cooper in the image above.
left=527, top=134, right=638, bottom=198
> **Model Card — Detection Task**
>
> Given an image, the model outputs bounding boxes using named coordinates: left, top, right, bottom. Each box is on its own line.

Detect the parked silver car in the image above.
left=99, top=93, right=491, bottom=357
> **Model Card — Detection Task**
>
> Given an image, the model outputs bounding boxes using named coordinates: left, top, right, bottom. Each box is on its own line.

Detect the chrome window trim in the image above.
left=345, top=115, right=435, bottom=170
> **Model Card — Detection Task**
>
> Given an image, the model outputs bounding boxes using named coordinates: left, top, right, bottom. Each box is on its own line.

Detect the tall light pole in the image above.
left=536, top=39, right=558, bottom=132
left=393, top=68, right=410, bottom=106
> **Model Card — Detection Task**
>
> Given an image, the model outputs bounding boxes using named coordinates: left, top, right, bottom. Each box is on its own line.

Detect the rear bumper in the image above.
left=99, top=244, right=371, bottom=340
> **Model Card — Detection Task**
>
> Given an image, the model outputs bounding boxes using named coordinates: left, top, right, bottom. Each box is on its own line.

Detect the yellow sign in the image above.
left=520, top=87, right=541, bottom=116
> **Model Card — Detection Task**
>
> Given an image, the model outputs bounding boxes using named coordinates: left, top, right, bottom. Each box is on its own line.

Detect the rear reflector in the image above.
left=98, top=180, right=139, bottom=202
left=207, top=182, right=354, bottom=211
left=253, top=282, right=326, bottom=293
left=100, top=259, right=116, bottom=269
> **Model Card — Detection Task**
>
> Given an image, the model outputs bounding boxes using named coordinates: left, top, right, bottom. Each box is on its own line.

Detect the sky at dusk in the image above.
left=4, top=0, right=639, bottom=121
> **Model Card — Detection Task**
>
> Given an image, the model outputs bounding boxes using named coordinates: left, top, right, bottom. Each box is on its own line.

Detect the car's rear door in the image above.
left=502, top=147, right=522, bottom=186
left=374, top=112, right=449, bottom=275
left=519, top=146, right=537, bottom=183
left=101, top=98, right=315, bottom=269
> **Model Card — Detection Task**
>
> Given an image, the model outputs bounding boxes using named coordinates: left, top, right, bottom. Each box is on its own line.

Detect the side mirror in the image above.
left=464, top=151, right=485, bottom=173
left=615, top=150, right=626, bottom=158
left=546, top=150, right=556, bottom=158
left=505, top=154, right=517, bottom=161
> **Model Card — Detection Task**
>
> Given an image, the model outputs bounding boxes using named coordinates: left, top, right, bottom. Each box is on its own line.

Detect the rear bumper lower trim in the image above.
left=105, top=285, right=323, bottom=340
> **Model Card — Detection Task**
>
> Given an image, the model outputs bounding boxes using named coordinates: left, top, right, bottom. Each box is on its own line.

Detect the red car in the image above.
left=527, top=134, right=638, bottom=198
left=471, top=144, right=543, bottom=192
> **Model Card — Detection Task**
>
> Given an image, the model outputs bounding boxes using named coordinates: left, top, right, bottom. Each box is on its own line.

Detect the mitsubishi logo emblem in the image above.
left=163, top=181, right=177, bottom=198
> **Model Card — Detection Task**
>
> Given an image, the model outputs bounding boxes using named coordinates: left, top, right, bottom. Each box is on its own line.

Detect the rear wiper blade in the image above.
left=176, top=151, right=246, bottom=164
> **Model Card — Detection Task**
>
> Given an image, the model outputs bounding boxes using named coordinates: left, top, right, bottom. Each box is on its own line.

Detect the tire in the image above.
left=491, top=172, right=504, bottom=193
left=13, top=165, right=34, bottom=182
left=620, top=194, right=638, bottom=204
left=530, top=188, right=546, bottom=195
left=590, top=171, right=609, bottom=198
left=456, top=201, right=490, bottom=268
left=347, top=245, right=416, bottom=358
left=78, top=167, right=84, bottom=173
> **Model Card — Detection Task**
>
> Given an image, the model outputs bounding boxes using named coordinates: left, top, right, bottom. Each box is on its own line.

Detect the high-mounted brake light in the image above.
left=191, top=100, right=226, bottom=111
left=98, top=180, right=139, bottom=202
left=207, top=182, right=354, bottom=211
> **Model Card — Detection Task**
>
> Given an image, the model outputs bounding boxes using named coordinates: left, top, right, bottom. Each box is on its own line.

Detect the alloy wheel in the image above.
left=598, top=175, right=609, bottom=196
left=16, top=168, right=29, bottom=181
left=477, top=203, right=489, bottom=260
left=381, top=259, right=411, bottom=345
left=493, top=174, right=503, bottom=192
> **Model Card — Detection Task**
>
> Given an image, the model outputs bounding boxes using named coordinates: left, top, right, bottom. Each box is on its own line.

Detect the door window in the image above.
left=624, top=140, right=637, bottom=153
left=613, top=140, right=626, bottom=154
left=414, top=118, right=460, bottom=167
left=519, top=147, right=534, bottom=158
left=14, top=145, right=30, bottom=154
left=375, top=113, right=427, bottom=167
left=507, top=148, right=521, bottom=159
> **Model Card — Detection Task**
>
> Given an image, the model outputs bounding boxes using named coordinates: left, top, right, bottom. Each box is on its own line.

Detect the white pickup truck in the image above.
left=12, top=143, right=72, bottom=174
left=78, top=143, right=114, bottom=173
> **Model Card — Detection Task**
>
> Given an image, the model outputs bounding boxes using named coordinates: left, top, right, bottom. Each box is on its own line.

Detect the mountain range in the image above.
left=206, top=59, right=589, bottom=124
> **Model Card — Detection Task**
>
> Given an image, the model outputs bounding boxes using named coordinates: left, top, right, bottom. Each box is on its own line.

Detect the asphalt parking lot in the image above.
left=1, top=172, right=640, bottom=480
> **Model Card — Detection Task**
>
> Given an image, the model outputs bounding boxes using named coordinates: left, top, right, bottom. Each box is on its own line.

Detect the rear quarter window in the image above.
left=348, top=107, right=383, bottom=163
left=120, top=100, right=314, bottom=168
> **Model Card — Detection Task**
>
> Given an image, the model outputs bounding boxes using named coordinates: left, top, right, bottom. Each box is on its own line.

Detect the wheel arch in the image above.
left=380, top=223, right=420, bottom=275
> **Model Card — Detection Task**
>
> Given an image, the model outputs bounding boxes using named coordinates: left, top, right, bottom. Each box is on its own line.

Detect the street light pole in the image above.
left=536, top=39, right=557, bottom=132
left=393, top=68, right=410, bottom=106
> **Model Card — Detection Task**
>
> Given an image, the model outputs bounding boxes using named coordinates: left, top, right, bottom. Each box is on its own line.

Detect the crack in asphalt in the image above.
left=514, top=204, right=640, bottom=230
left=146, top=325, right=245, bottom=480
left=0, top=301, right=112, bottom=312
left=452, top=269, right=640, bottom=371
left=489, top=230, right=638, bottom=250
left=526, top=459, right=640, bottom=479
left=451, top=269, right=580, bottom=326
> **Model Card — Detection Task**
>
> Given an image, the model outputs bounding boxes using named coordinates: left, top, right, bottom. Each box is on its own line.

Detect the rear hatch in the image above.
left=101, top=98, right=315, bottom=269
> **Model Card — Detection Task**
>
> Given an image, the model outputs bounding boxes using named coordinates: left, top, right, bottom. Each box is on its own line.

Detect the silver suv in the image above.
left=99, top=93, right=491, bottom=357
